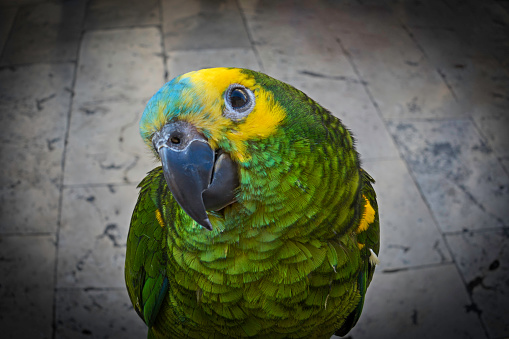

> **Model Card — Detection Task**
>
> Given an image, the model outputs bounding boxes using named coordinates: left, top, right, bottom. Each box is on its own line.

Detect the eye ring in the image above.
left=223, top=84, right=255, bottom=121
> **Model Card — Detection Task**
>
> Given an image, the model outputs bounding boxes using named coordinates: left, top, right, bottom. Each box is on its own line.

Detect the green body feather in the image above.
left=125, top=68, right=380, bottom=338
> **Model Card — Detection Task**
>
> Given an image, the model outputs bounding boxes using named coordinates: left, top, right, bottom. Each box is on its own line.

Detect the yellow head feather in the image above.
left=140, top=68, right=286, bottom=162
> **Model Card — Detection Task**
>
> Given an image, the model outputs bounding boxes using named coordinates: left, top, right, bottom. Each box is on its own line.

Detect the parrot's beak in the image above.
left=153, top=121, right=239, bottom=230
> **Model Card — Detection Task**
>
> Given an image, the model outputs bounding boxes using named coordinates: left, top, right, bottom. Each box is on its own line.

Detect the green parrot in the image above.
left=125, top=67, right=380, bottom=338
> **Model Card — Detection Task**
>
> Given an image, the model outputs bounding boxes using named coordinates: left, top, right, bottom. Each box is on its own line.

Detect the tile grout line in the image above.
left=385, top=116, right=471, bottom=122
left=443, top=226, right=509, bottom=237
left=381, top=261, right=456, bottom=274
left=152, top=46, right=264, bottom=53
left=84, top=23, right=163, bottom=32
left=158, top=0, right=170, bottom=82
left=335, top=37, right=383, bottom=118
left=333, top=34, right=494, bottom=337
left=58, top=286, right=127, bottom=291
left=63, top=182, right=139, bottom=188
left=51, top=1, right=89, bottom=337
left=0, top=5, right=18, bottom=60
left=236, top=0, right=265, bottom=72
left=399, top=23, right=458, bottom=102
left=499, top=156, right=509, bottom=177
left=297, top=70, right=369, bottom=84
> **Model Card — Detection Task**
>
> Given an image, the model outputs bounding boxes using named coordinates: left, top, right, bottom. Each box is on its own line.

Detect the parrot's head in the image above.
left=140, top=67, right=356, bottom=232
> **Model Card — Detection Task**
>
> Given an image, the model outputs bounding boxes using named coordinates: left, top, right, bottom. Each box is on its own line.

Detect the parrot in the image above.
left=125, top=67, right=380, bottom=339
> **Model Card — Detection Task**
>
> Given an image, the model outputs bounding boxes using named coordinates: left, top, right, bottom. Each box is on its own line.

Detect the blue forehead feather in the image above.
left=139, top=75, right=204, bottom=141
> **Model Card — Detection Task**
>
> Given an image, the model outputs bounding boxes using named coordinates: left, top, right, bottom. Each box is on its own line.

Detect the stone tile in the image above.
left=446, top=230, right=509, bottom=338
left=68, top=27, right=165, bottom=106
left=409, top=27, right=509, bottom=118
left=1, top=0, right=86, bottom=65
left=388, top=119, right=509, bottom=232
left=361, top=159, right=451, bottom=270
left=441, top=60, right=509, bottom=118
left=332, top=1, right=509, bottom=71
left=409, top=27, right=477, bottom=62
left=352, top=267, right=481, bottom=338
left=392, top=0, right=457, bottom=29
left=0, top=63, right=74, bottom=233
left=335, top=24, right=461, bottom=119
left=161, top=0, right=250, bottom=51
left=445, top=0, right=509, bottom=30
left=474, top=114, right=509, bottom=157
left=0, top=6, right=16, bottom=54
left=0, top=235, right=56, bottom=339
left=167, top=48, right=260, bottom=79
left=497, top=0, right=509, bottom=12
left=318, top=1, right=401, bottom=34
left=283, top=76, right=399, bottom=161
left=56, top=288, right=146, bottom=339
left=410, top=23, right=509, bottom=67
left=85, top=0, right=159, bottom=29
left=239, top=0, right=356, bottom=82
left=64, top=28, right=164, bottom=186
left=58, top=185, right=139, bottom=288
left=338, top=265, right=486, bottom=339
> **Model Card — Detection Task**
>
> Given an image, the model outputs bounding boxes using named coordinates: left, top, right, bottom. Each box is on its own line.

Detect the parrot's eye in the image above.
left=224, top=84, right=255, bottom=121
left=170, top=136, right=181, bottom=144
left=230, top=88, right=248, bottom=108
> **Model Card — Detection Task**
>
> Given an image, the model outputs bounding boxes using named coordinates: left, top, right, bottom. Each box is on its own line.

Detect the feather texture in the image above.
left=125, top=68, right=380, bottom=338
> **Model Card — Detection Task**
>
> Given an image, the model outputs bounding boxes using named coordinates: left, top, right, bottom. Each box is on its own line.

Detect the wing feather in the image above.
left=125, top=167, right=169, bottom=327
left=335, top=169, right=380, bottom=337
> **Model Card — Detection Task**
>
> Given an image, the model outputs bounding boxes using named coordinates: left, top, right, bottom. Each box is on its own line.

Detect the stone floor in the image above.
left=0, top=0, right=508, bottom=338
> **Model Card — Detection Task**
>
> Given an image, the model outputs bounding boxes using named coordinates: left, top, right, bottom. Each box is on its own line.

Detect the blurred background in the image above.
left=0, top=0, right=508, bottom=338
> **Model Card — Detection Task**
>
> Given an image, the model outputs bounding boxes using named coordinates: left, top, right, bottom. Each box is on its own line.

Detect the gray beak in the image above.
left=153, top=121, right=239, bottom=230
